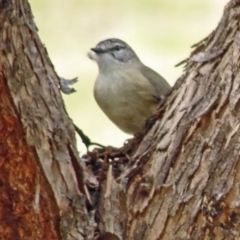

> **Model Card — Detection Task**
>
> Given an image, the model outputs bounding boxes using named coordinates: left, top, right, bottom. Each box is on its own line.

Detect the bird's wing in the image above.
left=122, top=68, right=162, bottom=103
left=140, top=65, right=171, bottom=100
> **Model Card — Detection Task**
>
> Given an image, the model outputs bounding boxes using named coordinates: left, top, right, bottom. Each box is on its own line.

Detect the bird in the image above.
left=88, top=38, right=171, bottom=134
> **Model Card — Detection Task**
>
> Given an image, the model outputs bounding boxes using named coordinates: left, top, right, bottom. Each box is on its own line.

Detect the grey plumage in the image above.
left=89, top=38, right=171, bottom=134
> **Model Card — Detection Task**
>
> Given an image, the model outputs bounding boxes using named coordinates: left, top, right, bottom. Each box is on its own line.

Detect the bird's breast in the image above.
left=93, top=72, right=158, bottom=134
left=94, top=73, right=128, bottom=115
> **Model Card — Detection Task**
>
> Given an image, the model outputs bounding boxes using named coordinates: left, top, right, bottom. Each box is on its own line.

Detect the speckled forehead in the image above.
left=96, top=39, right=126, bottom=49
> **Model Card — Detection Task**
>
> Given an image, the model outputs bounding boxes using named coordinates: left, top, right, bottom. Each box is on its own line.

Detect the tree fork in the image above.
left=1, top=0, right=240, bottom=240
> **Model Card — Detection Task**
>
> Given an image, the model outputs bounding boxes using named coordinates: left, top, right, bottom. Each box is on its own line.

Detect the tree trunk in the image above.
left=1, top=0, right=240, bottom=240
left=0, top=1, right=93, bottom=239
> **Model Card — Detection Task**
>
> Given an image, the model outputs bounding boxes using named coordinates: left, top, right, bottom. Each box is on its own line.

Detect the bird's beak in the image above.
left=88, top=47, right=106, bottom=62
left=91, top=47, right=106, bottom=54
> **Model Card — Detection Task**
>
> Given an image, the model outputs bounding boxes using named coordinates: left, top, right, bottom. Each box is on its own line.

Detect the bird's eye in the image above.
left=114, top=45, right=121, bottom=51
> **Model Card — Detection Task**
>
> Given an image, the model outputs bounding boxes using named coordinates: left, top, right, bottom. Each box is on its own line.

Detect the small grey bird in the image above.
left=88, top=38, right=171, bottom=134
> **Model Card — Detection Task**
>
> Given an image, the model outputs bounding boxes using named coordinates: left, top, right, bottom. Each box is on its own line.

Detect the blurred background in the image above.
left=29, top=0, right=228, bottom=153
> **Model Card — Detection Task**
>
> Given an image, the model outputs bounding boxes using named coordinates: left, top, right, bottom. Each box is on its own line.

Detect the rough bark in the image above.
left=96, top=1, right=240, bottom=239
left=1, top=0, right=240, bottom=240
left=0, top=0, right=94, bottom=239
